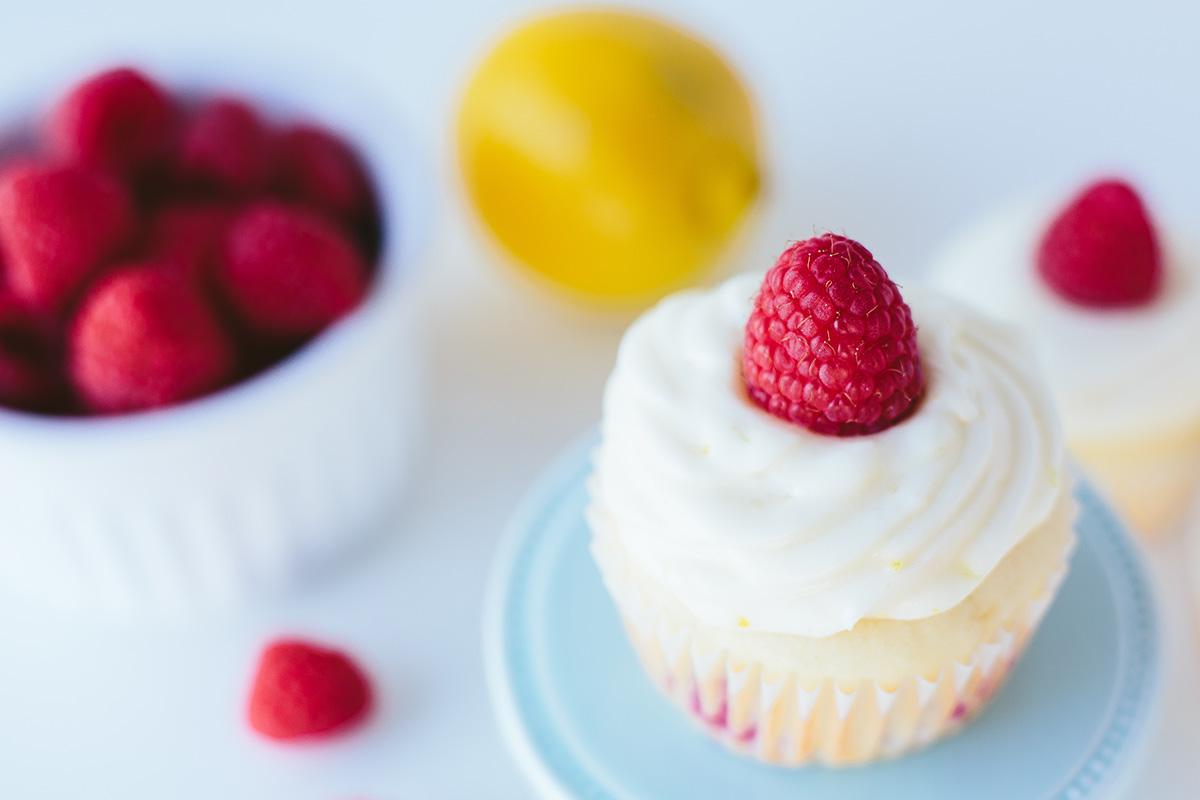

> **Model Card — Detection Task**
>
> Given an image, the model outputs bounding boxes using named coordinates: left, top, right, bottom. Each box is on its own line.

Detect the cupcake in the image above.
left=930, top=179, right=1200, bottom=537
left=587, top=233, right=1076, bottom=765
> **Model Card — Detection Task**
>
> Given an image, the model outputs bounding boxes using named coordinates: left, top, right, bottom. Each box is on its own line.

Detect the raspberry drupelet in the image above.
left=743, top=233, right=924, bottom=436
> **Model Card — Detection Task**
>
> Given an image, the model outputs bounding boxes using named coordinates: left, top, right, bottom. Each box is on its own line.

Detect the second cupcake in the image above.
left=931, top=179, right=1200, bottom=537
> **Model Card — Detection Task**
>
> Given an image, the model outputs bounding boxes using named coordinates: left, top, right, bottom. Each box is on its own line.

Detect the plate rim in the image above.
left=484, top=431, right=604, bottom=800
left=485, top=428, right=1165, bottom=800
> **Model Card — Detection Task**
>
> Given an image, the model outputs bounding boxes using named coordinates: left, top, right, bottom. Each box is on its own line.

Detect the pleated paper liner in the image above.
left=593, top=523, right=1073, bottom=766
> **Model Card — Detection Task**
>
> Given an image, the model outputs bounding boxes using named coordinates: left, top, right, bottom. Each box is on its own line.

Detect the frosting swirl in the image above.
left=591, top=272, right=1067, bottom=638
left=930, top=199, right=1200, bottom=444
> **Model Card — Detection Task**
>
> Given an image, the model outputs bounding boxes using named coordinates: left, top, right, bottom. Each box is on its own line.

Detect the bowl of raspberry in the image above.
left=0, top=63, right=427, bottom=617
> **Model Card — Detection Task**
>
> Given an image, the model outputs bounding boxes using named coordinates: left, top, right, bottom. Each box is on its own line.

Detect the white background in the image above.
left=1, top=0, right=1200, bottom=797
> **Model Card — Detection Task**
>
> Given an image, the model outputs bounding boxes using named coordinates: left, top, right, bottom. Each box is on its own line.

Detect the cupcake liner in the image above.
left=593, top=523, right=1073, bottom=766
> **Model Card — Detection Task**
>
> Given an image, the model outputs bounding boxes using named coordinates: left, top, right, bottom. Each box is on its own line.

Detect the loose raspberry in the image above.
left=247, top=638, right=373, bottom=741
left=272, top=125, right=375, bottom=227
left=177, top=98, right=270, bottom=196
left=1037, top=179, right=1160, bottom=307
left=143, top=201, right=233, bottom=283
left=47, top=67, right=174, bottom=175
left=219, top=202, right=368, bottom=338
left=68, top=264, right=235, bottom=413
left=743, top=234, right=924, bottom=436
left=0, top=163, right=135, bottom=314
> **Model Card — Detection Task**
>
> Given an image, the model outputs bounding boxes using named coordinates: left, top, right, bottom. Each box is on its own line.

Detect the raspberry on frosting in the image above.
left=743, top=233, right=924, bottom=436
left=1036, top=179, right=1161, bottom=307
left=248, top=638, right=373, bottom=741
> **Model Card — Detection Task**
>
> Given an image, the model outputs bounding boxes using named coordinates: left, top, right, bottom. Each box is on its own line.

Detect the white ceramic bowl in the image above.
left=0, top=58, right=429, bottom=618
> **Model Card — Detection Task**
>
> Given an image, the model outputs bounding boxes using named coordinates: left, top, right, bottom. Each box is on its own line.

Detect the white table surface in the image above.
left=2, top=1, right=1200, bottom=797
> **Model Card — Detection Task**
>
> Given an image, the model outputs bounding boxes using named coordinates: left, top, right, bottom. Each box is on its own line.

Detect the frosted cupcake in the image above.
left=930, top=179, right=1200, bottom=537
left=588, top=233, right=1076, bottom=766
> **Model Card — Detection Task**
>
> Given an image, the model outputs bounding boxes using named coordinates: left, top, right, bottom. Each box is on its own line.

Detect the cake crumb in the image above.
left=888, top=560, right=903, bottom=573
left=737, top=616, right=750, bottom=628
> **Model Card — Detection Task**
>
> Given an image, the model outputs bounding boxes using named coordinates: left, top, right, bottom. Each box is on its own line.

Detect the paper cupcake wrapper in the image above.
left=594, top=532, right=1072, bottom=766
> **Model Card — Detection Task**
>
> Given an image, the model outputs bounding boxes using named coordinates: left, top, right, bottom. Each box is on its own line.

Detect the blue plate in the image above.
left=485, top=432, right=1163, bottom=800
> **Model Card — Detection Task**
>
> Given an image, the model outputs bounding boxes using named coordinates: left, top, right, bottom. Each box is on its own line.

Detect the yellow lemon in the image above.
left=457, top=9, right=761, bottom=306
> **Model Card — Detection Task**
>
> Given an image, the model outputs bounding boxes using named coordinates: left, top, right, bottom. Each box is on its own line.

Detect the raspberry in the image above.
left=1036, top=179, right=1160, bottom=307
left=0, top=293, right=63, bottom=412
left=143, top=201, right=233, bottom=283
left=247, top=638, right=372, bottom=741
left=68, top=264, right=235, bottom=413
left=177, top=98, right=271, bottom=196
left=219, top=202, right=368, bottom=338
left=272, top=125, right=374, bottom=226
left=47, top=67, right=174, bottom=175
left=743, top=234, right=924, bottom=436
left=0, top=163, right=135, bottom=314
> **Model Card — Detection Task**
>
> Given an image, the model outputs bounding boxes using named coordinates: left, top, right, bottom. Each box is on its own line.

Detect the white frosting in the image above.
left=930, top=199, right=1200, bottom=444
left=592, top=273, right=1067, bottom=638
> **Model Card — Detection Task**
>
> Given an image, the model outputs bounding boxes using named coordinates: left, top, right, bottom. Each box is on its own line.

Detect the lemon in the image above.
left=457, top=9, right=761, bottom=306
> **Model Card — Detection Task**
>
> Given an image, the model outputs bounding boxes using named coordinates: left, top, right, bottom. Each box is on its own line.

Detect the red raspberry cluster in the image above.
left=0, top=66, right=379, bottom=415
left=743, top=233, right=924, bottom=436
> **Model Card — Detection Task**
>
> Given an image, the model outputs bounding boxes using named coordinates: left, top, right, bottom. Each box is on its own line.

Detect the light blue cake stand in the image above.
left=485, top=432, right=1163, bottom=800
